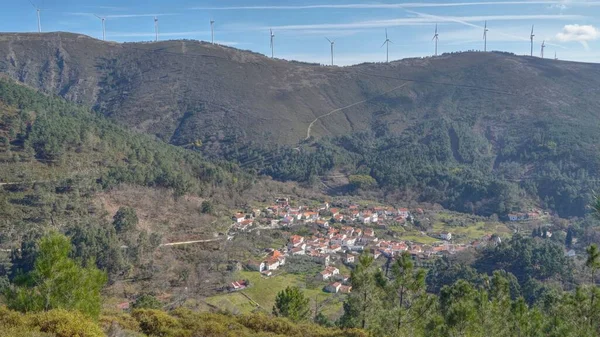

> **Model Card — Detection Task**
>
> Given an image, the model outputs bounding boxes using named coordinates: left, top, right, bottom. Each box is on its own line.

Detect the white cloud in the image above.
left=192, top=1, right=600, bottom=10
left=66, top=12, right=176, bottom=19
left=556, top=24, right=599, bottom=42
left=267, top=14, right=583, bottom=31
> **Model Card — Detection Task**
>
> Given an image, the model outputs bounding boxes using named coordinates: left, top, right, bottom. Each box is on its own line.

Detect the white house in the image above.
left=440, top=232, right=452, bottom=241
left=320, top=266, right=340, bottom=281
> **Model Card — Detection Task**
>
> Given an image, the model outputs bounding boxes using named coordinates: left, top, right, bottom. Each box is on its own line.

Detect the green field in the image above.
left=205, top=271, right=344, bottom=319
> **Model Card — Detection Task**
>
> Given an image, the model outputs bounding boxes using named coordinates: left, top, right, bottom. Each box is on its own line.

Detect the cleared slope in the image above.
left=3, top=33, right=599, bottom=150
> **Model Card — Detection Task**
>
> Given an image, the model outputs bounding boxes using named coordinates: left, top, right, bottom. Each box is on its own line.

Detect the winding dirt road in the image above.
left=305, top=82, right=410, bottom=140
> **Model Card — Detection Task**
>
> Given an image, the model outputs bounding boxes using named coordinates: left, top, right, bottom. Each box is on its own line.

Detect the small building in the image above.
left=325, top=282, right=342, bottom=293
left=264, top=257, right=280, bottom=271
left=117, top=302, right=130, bottom=311
left=233, top=213, right=246, bottom=223
left=339, top=285, right=352, bottom=294
left=246, top=260, right=265, bottom=272
left=440, top=231, right=452, bottom=241
left=229, top=280, right=248, bottom=291
left=319, top=266, right=340, bottom=281
left=343, top=254, right=356, bottom=264
left=291, top=247, right=305, bottom=256
left=397, top=208, right=410, bottom=218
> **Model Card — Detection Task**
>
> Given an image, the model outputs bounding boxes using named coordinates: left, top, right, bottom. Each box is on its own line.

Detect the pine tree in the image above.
left=586, top=244, right=600, bottom=330
left=565, top=228, right=573, bottom=248
left=272, top=286, right=310, bottom=323
left=4, top=232, right=107, bottom=318
left=388, top=252, right=433, bottom=336
left=338, top=253, right=381, bottom=330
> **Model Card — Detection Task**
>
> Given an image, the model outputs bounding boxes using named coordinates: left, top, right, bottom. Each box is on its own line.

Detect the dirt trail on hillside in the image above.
left=305, top=82, right=410, bottom=140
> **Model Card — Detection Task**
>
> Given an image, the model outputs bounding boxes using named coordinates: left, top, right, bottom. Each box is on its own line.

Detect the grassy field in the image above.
left=205, top=271, right=344, bottom=319
left=383, top=211, right=513, bottom=244
left=431, top=220, right=512, bottom=243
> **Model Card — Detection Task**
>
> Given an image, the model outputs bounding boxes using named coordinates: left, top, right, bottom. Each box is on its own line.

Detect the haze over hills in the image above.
left=2, top=32, right=600, bottom=217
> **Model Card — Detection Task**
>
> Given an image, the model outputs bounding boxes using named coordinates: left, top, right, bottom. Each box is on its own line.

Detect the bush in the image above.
left=131, top=309, right=181, bottom=336
left=132, top=294, right=162, bottom=310
left=32, top=309, right=104, bottom=337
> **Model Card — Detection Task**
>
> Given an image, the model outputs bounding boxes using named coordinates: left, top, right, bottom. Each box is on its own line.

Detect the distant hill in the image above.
left=2, top=32, right=600, bottom=216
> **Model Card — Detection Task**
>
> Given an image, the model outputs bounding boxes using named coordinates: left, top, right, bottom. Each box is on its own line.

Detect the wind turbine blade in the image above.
left=381, top=41, right=387, bottom=48
left=29, top=0, right=36, bottom=8
left=385, top=28, right=388, bottom=40
left=326, top=37, right=333, bottom=43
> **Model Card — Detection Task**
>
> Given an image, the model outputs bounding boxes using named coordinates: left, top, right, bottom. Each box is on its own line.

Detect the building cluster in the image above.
left=232, top=198, right=415, bottom=233
left=507, top=209, right=545, bottom=222
left=236, top=198, right=507, bottom=294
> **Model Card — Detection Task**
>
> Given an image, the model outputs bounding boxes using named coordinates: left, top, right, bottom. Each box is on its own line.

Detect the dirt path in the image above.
left=160, top=238, right=222, bottom=247
left=305, top=82, right=410, bottom=140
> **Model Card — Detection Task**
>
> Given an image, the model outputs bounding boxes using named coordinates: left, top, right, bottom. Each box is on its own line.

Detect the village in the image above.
left=225, top=198, right=519, bottom=295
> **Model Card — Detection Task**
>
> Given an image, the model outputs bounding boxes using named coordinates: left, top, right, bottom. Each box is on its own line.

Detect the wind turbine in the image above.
left=29, top=1, right=42, bottom=33
left=541, top=40, right=546, bottom=58
left=554, top=51, right=557, bottom=60
left=483, top=21, right=489, bottom=52
left=530, top=25, right=535, bottom=57
left=326, top=37, right=335, bottom=66
left=94, top=15, right=106, bottom=41
left=154, top=16, right=159, bottom=42
left=270, top=29, right=275, bottom=58
left=381, top=29, right=392, bottom=63
left=432, top=24, right=439, bottom=56
left=210, top=20, right=215, bottom=44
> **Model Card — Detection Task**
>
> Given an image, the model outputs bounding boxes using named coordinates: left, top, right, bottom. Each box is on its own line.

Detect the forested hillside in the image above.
left=2, top=33, right=600, bottom=217
left=0, top=76, right=268, bottom=295
left=2, top=231, right=600, bottom=337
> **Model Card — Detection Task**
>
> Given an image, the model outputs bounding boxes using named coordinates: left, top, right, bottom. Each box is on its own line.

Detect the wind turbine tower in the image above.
left=541, top=40, right=546, bottom=58
left=530, top=25, right=535, bottom=57
left=381, top=29, right=392, bottom=63
left=483, top=21, right=488, bottom=52
left=154, top=17, right=159, bottom=42
left=210, top=20, right=215, bottom=44
left=30, top=1, right=41, bottom=33
left=554, top=51, right=557, bottom=60
left=432, top=24, right=439, bottom=56
left=94, top=15, right=106, bottom=41
left=326, top=37, right=335, bottom=66
left=270, top=29, right=275, bottom=58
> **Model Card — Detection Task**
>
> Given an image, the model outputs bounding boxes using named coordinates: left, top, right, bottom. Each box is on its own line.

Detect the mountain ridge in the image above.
left=2, top=32, right=600, bottom=216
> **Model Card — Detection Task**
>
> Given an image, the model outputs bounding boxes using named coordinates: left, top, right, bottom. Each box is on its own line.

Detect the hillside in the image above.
left=0, top=76, right=311, bottom=298
left=2, top=32, right=600, bottom=216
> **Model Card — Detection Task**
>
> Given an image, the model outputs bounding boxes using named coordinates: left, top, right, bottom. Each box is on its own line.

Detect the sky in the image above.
left=1, top=0, right=600, bottom=66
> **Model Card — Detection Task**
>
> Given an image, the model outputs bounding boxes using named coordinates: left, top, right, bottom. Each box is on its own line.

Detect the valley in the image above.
left=0, top=32, right=600, bottom=337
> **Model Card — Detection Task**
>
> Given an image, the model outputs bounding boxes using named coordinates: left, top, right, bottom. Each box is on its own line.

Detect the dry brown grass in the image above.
left=95, top=184, right=217, bottom=241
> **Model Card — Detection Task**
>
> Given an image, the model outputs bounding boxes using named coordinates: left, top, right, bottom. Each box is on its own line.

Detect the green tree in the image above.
left=201, top=200, right=213, bottom=214
left=348, top=175, right=377, bottom=190
left=438, top=280, right=478, bottom=337
left=565, top=228, right=574, bottom=248
left=4, top=232, right=107, bottom=318
left=113, top=207, right=139, bottom=233
left=338, top=253, right=382, bottom=330
left=272, top=286, right=310, bottom=322
left=388, top=252, right=433, bottom=335
left=586, top=244, right=600, bottom=329
left=133, top=294, right=163, bottom=310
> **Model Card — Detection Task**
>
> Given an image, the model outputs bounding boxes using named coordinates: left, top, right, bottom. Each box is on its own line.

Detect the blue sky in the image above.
left=1, top=0, right=600, bottom=65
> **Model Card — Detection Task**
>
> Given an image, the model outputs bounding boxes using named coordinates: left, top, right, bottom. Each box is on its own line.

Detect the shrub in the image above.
left=33, top=309, right=104, bottom=337
left=131, top=309, right=181, bottom=336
